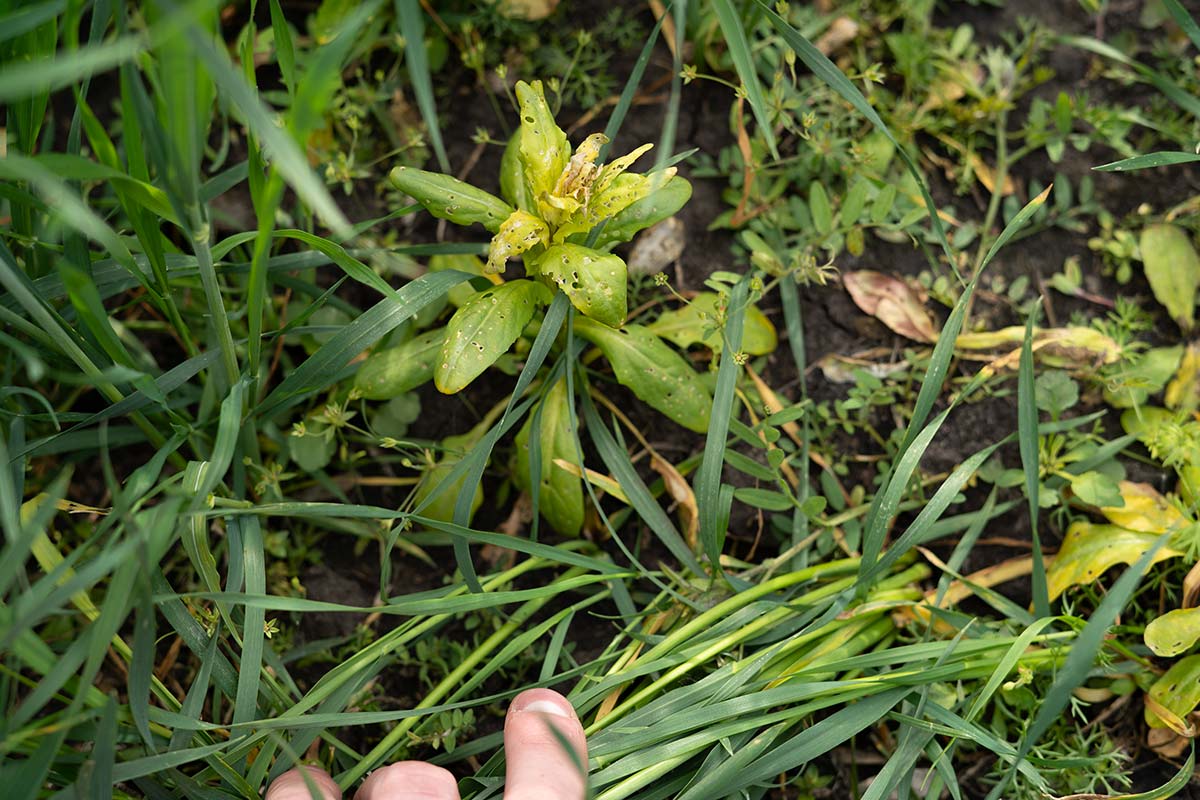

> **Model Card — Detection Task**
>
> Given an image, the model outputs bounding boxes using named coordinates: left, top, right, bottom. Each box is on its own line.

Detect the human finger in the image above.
left=265, top=766, right=342, bottom=800
left=354, top=761, right=460, bottom=800
left=503, top=689, right=588, bottom=800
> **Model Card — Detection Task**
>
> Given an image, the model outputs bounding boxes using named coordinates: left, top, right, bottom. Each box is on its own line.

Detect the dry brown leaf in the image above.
left=815, top=16, right=859, bottom=55
left=843, top=270, right=939, bottom=343
left=628, top=217, right=686, bottom=276
left=650, top=455, right=699, bottom=550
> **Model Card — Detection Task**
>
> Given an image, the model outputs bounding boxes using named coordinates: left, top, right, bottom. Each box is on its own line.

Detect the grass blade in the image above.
left=1018, top=304, right=1050, bottom=618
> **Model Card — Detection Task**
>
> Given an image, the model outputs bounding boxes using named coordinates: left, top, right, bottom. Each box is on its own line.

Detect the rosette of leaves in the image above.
left=389, top=80, right=693, bottom=396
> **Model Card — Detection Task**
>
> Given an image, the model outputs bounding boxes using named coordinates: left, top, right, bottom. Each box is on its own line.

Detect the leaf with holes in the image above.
left=843, top=270, right=939, bottom=343
left=649, top=292, right=777, bottom=356
left=515, top=80, right=570, bottom=199
left=436, top=280, right=551, bottom=394
left=390, top=166, right=514, bottom=233
left=1047, top=521, right=1184, bottom=601
left=355, top=328, right=447, bottom=400
left=515, top=376, right=583, bottom=536
left=487, top=210, right=549, bottom=274
left=1141, top=223, right=1199, bottom=332
left=592, top=174, right=692, bottom=250
left=535, top=244, right=627, bottom=328
left=1146, top=608, right=1200, bottom=658
left=575, top=317, right=711, bottom=432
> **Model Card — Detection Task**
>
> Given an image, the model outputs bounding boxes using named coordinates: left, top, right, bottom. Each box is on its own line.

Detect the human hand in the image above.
left=265, top=689, right=587, bottom=800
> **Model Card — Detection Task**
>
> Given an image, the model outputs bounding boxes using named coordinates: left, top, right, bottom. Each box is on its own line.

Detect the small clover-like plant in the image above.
left=390, top=80, right=693, bottom=395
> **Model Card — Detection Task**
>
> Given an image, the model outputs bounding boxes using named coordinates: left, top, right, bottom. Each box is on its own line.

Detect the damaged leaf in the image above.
left=536, top=244, right=627, bottom=328
left=843, top=270, right=939, bottom=343
left=437, top=280, right=550, bottom=393
left=956, top=325, right=1123, bottom=371
left=1046, top=521, right=1183, bottom=601
left=574, top=317, right=712, bottom=432
left=1146, top=607, right=1200, bottom=658
left=1166, top=342, right=1200, bottom=412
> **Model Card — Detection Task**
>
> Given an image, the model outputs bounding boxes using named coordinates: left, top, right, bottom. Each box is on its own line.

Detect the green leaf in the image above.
left=370, top=394, right=422, bottom=438
left=809, top=181, right=833, bottom=235
left=396, top=0, right=450, bottom=173
left=1046, top=521, right=1184, bottom=601
left=1095, top=151, right=1200, bottom=171
left=355, top=328, right=447, bottom=399
left=390, top=166, right=514, bottom=233
left=1104, top=346, right=1183, bottom=408
left=413, top=447, right=483, bottom=526
left=516, top=377, right=583, bottom=536
left=1068, top=470, right=1124, bottom=508
left=574, top=317, right=711, bottom=432
left=1146, top=607, right=1200, bottom=658
left=1033, top=370, right=1078, bottom=417
left=1147, top=654, right=1200, bottom=730
left=535, top=244, right=627, bottom=328
left=436, top=280, right=549, bottom=393
left=649, top=293, right=777, bottom=356
left=500, top=132, right=535, bottom=213
left=1140, top=223, right=1199, bottom=331
left=288, top=430, right=334, bottom=471
left=733, top=487, right=793, bottom=511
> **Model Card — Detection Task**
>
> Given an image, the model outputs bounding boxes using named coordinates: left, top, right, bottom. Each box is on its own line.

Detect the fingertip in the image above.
left=504, top=689, right=588, bottom=800
left=354, top=761, right=459, bottom=800
left=265, top=766, right=341, bottom=800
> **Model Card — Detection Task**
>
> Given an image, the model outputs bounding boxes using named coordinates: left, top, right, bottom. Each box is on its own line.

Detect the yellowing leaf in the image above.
left=535, top=244, right=627, bottom=328
left=1046, top=521, right=1183, bottom=601
left=436, top=280, right=550, bottom=394
left=594, top=174, right=692, bottom=250
left=955, top=325, right=1122, bottom=370
left=648, top=292, right=777, bottom=356
left=515, top=80, right=570, bottom=199
left=1146, top=607, right=1200, bottom=657
left=486, top=210, right=549, bottom=274
left=1099, top=481, right=1187, bottom=534
left=843, top=270, right=939, bottom=343
left=492, top=0, right=560, bottom=21
left=574, top=317, right=712, bottom=432
left=1141, top=223, right=1199, bottom=332
left=1165, top=342, right=1200, bottom=412
left=515, top=377, right=583, bottom=536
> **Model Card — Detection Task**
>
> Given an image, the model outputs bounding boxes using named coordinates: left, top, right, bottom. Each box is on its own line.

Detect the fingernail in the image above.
left=520, top=699, right=571, bottom=717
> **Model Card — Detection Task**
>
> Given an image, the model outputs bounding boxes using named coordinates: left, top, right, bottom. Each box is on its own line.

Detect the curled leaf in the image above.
left=649, top=292, right=777, bottom=356
left=843, top=270, right=939, bottom=343
left=956, top=326, right=1123, bottom=371
left=390, top=166, right=513, bottom=233
left=515, top=377, right=583, bottom=536
left=1046, top=521, right=1184, bottom=601
left=436, top=280, right=550, bottom=394
left=487, top=210, right=549, bottom=274
left=1146, top=654, right=1200, bottom=732
left=535, top=244, right=627, bottom=328
left=1140, top=223, right=1199, bottom=332
left=574, top=316, right=712, bottom=432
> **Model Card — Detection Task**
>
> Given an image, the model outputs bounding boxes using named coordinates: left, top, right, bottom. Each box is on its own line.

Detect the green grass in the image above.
left=3, top=1, right=1200, bottom=798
